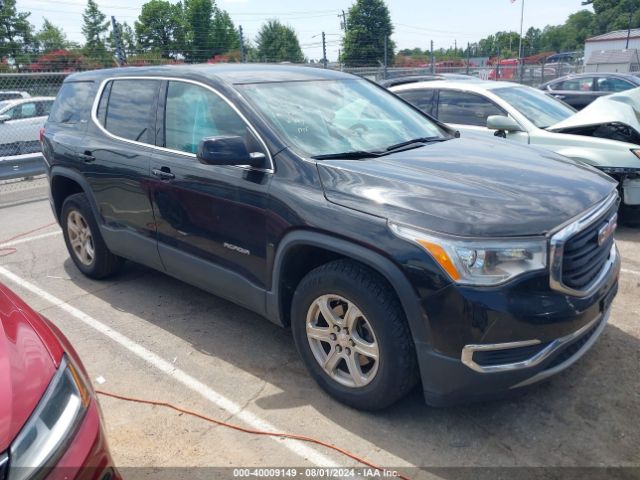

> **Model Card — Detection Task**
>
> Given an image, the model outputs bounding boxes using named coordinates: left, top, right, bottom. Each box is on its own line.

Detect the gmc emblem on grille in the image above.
left=598, top=214, right=618, bottom=246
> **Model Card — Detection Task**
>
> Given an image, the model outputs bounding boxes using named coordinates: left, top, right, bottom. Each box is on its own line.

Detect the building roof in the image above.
left=586, top=49, right=640, bottom=65
left=586, top=28, right=640, bottom=43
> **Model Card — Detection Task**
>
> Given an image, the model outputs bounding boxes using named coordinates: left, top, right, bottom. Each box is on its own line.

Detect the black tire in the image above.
left=61, top=193, right=124, bottom=279
left=291, top=259, right=419, bottom=410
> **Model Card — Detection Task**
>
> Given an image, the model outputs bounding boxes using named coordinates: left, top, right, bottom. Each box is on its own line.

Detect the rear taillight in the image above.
left=39, top=127, right=45, bottom=143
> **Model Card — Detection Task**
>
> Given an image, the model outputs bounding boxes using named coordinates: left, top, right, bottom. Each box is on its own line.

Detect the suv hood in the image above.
left=549, top=87, right=640, bottom=145
left=0, top=286, right=57, bottom=452
left=318, top=136, right=617, bottom=237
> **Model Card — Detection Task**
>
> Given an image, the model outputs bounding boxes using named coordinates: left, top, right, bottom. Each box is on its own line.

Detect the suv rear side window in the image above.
left=437, top=90, right=504, bottom=126
left=48, top=81, right=94, bottom=124
left=100, top=79, right=160, bottom=144
left=395, top=89, right=435, bottom=116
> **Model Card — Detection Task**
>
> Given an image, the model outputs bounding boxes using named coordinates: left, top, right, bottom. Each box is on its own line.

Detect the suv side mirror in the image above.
left=197, top=136, right=266, bottom=168
left=486, top=115, right=523, bottom=133
left=0, top=114, right=11, bottom=123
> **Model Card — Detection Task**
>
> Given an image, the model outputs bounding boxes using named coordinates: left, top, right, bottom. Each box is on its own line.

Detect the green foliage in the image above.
left=211, top=9, right=239, bottom=56
left=583, top=0, right=640, bottom=33
left=81, top=0, right=109, bottom=60
left=183, top=0, right=214, bottom=62
left=254, top=20, right=304, bottom=63
left=0, top=0, right=35, bottom=66
left=35, top=19, right=68, bottom=53
left=135, top=0, right=184, bottom=57
left=341, top=0, right=394, bottom=67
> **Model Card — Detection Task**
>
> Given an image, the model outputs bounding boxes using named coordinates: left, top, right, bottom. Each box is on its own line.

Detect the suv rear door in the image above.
left=148, top=79, right=272, bottom=312
left=84, top=78, right=164, bottom=271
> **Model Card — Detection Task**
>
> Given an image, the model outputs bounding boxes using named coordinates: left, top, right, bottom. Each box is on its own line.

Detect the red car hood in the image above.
left=0, top=284, right=61, bottom=452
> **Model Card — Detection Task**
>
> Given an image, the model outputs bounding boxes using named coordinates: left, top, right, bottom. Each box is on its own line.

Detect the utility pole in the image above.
left=518, top=0, right=525, bottom=60
left=322, top=31, right=327, bottom=68
left=111, top=16, right=126, bottom=67
left=239, top=25, right=245, bottom=62
left=626, top=6, right=633, bottom=49
left=339, top=10, right=348, bottom=31
left=383, top=36, right=388, bottom=79
left=466, top=42, right=470, bottom=75
left=430, top=40, right=435, bottom=74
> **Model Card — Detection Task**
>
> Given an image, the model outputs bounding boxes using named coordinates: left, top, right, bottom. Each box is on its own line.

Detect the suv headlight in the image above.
left=390, top=223, right=547, bottom=286
left=8, top=356, right=90, bottom=480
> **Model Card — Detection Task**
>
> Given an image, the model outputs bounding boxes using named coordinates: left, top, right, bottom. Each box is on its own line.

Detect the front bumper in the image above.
left=416, top=248, right=620, bottom=406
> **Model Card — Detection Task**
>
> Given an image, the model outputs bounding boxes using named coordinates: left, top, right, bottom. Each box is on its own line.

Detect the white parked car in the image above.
left=0, top=96, right=55, bottom=157
left=389, top=80, right=640, bottom=216
left=0, top=90, right=30, bottom=101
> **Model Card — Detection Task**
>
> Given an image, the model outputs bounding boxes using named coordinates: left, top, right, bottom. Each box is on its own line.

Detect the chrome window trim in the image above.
left=90, top=76, right=275, bottom=173
left=461, top=302, right=611, bottom=374
left=549, top=191, right=619, bottom=297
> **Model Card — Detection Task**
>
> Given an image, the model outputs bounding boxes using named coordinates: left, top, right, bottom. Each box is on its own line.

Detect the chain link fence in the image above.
left=0, top=63, right=586, bottom=180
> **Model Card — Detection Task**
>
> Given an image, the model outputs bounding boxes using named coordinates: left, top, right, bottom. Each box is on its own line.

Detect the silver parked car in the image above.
left=0, top=96, right=55, bottom=157
left=390, top=80, right=640, bottom=216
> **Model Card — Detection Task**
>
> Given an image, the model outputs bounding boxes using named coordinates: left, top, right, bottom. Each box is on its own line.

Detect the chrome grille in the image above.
left=562, top=208, right=617, bottom=290
left=550, top=193, right=619, bottom=297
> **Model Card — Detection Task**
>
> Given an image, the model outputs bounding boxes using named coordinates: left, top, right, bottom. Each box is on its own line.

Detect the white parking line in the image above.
left=0, top=230, right=61, bottom=248
left=0, top=265, right=338, bottom=468
left=621, top=268, right=640, bottom=277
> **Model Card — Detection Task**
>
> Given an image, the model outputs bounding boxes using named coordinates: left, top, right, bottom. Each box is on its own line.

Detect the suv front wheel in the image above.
left=61, top=193, right=123, bottom=279
left=291, top=259, right=418, bottom=410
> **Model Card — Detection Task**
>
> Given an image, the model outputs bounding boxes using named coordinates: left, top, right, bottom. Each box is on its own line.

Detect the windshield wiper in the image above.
left=312, top=150, right=381, bottom=160
left=384, top=136, right=447, bottom=152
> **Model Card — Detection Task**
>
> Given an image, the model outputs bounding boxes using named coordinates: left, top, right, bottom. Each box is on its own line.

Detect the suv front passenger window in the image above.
left=164, top=81, right=254, bottom=155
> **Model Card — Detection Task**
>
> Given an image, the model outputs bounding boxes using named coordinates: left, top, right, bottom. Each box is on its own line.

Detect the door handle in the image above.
left=554, top=94, right=566, bottom=100
left=77, top=151, right=95, bottom=163
left=152, top=167, right=175, bottom=180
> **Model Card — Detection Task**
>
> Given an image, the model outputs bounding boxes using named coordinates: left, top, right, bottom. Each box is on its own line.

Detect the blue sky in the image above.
left=19, top=0, right=593, bottom=61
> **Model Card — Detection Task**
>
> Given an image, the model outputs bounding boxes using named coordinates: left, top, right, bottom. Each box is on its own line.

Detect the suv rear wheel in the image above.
left=291, top=259, right=418, bottom=410
left=61, top=193, right=123, bottom=279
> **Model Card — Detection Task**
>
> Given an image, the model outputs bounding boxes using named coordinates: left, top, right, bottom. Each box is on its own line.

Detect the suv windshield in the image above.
left=237, top=79, right=447, bottom=158
left=492, top=86, right=576, bottom=129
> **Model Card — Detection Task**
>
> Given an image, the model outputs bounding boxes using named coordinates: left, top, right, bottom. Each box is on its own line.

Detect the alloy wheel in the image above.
left=305, top=294, right=379, bottom=388
left=67, top=210, right=95, bottom=266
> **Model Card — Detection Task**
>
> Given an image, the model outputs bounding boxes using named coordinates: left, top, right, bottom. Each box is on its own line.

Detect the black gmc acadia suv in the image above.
left=42, top=65, right=620, bottom=410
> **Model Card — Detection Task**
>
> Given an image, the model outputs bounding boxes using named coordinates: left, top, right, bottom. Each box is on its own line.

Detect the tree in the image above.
left=183, top=0, right=214, bottom=62
left=35, top=19, right=68, bottom=53
left=254, top=20, right=304, bottom=63
left=82, top=0, right=109, bottom=59
left=211, top=9, right=238, bottom=56
left=0, top=0, right=35, bottom=66
left=582, top=0, right=640, bottom=34
left=135, top=0, right=184, bottom=58
left=341, top=0, right=393, bottom=67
